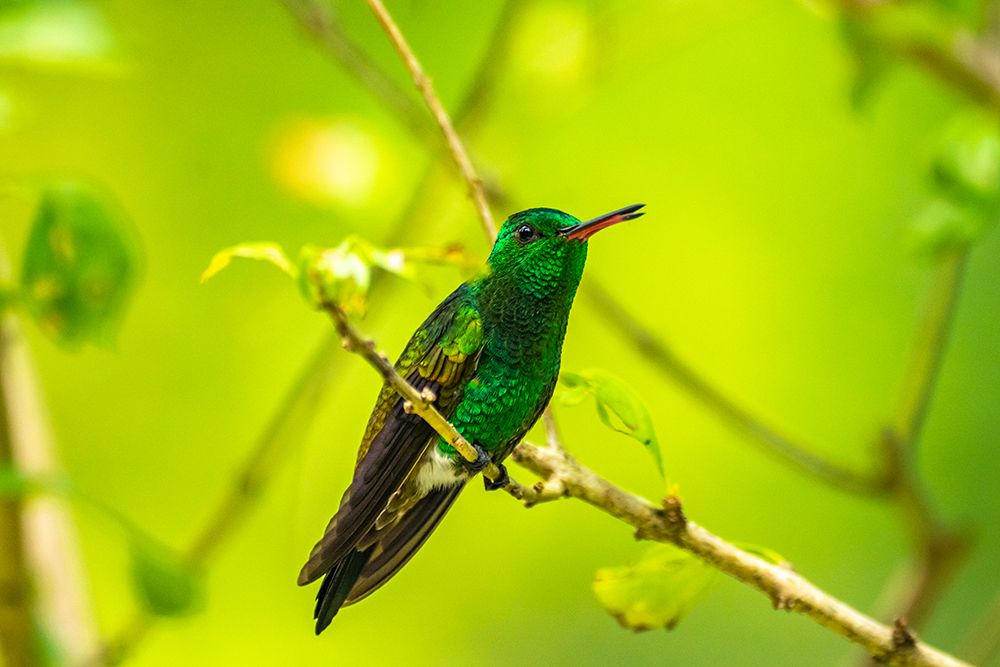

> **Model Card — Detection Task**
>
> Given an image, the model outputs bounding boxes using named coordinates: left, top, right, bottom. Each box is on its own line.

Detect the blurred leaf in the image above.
left=200, top=242, right=294, bottom=284
left=931, top=111, right=1000, bottom=207
left=129, top=536, right=201, bottom=617
left=558, top=369, right=663, bottom=476
left=0, top=0, right=116, bottom=72
left=593, top=544, right=716, bottom=631
left=19, top=182, right=140, bottom=346
left=907, top=199, right=985, bottom=259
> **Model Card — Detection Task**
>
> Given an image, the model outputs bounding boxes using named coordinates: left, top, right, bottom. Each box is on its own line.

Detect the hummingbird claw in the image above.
left=462, top=442, right=491, bottom=474
left=483, top=463, right=509, bottom=492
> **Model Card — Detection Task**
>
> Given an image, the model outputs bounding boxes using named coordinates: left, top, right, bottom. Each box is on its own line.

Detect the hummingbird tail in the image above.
left=314, top=546, right=374, bottom=635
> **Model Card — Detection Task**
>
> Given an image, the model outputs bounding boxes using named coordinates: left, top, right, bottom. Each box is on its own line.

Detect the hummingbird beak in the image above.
left=558, top=203, right=645, bottom=241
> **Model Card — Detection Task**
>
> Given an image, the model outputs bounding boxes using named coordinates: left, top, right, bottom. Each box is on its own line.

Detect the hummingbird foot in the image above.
left=460, top=444, right=508, bottom=491
left=461, top=442, right=492, bottom=474
left=482, top=463, right=509, bottom=491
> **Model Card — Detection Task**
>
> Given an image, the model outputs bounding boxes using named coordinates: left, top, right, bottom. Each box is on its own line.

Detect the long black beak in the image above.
left=558, top=203, right=645, bottom=241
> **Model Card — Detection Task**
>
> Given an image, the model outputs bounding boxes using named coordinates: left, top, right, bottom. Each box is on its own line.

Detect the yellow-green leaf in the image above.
left=558, top=369, right=663, bottom=476
left=200, top=242, right=294, bottom=284
left=593, top=544, right=716, bottom=631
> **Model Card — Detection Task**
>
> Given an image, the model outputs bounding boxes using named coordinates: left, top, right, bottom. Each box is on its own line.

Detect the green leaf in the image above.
left=557, top=369, right=663, bottom=476
left=19, top=182, right=140, bottom=346
left=128, top=536, right=201, bottom=617
left=931, top=111, right=1000, bottom=207
left=593, top=544, right=716, bottom=631
left=200, top=242, right=294, bottom=284
left=907, top=199, right=984, bottom=260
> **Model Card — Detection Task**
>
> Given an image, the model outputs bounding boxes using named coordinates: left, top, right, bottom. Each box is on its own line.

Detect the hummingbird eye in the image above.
left=515, top=224, right=539, bottom=244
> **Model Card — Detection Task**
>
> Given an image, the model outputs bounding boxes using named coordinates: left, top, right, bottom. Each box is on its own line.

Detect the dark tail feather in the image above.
left=314, top=546, right=374, bottom=634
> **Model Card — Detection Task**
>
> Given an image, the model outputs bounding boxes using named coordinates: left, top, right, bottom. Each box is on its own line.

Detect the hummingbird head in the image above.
left=484, top=204, right=644, bottom=300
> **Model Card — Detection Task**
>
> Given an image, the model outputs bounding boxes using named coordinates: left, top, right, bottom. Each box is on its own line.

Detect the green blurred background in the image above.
left=1, top=0, right=998, bottom=665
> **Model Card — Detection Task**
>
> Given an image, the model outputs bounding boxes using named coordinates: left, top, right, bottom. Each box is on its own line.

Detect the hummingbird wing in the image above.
left=298, top=285, right=482, bottom=593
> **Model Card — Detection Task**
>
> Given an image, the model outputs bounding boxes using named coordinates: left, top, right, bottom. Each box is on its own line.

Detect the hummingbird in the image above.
left=298, top=203, right=645, bottom=633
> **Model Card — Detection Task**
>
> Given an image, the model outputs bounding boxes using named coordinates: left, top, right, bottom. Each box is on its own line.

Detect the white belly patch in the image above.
left=414, top=447, right=465, bottom=494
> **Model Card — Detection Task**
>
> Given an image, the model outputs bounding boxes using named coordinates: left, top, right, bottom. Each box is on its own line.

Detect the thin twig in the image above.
left=365, top=0, right=497, bottom=240
left=891, top=251, right=968, bottom=452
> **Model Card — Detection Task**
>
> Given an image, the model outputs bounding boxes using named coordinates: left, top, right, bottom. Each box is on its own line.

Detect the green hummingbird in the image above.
left=298, top=203, right=644, bottom=633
